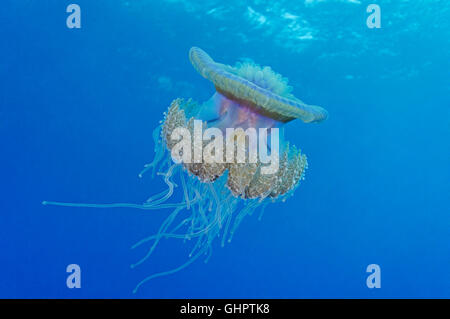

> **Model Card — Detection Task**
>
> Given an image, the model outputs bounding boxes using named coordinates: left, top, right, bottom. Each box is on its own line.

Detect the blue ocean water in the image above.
left=1, top=0, right=449, bottom=298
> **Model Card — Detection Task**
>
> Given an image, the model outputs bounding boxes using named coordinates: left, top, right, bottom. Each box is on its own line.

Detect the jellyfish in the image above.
left=43, top=47, right=328, bottom=293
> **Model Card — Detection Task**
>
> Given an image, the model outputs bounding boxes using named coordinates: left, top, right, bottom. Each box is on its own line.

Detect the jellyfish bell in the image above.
left=166, top=47, right=327, bottom=198
left=189, top=47, right=328, bottom=124
left=43, top=47, right=328, bottom=293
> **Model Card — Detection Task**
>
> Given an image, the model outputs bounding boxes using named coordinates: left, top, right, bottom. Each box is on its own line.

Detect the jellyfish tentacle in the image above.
left=221, top=206, right=234, bottom=247
left=228, top=200, right=261, bottom=243
left=131, top=205, right=183, bottom=250
left=204, top=245, right=213, bottom=264
left=180, top=173, right=190, bottom=210
left=131, top=206, right=183, bottom=269
left=208, top=183, right=222, bottom=228
left=258, top=202, right=269, bottom=221
left=145, top=189, right=171, bottom=203
left=188, top=235, right=206, bottom=258
left=139, top=125, right=165, bottom=178
left=41, top=201, right=175, bottom=210
left=145, top=164, right=178, bottom=205
left=132, top=246, right=208, bottom=294
left=42, top=188, right=201, bottom=211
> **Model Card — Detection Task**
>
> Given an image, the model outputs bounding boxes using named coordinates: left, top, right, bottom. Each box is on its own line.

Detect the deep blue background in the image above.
left=1, top=0, right=449, bottom=298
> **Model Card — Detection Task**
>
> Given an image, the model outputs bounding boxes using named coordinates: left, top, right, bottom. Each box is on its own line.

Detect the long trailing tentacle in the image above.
left=132, top=246, right=208, bottom=294
left=131, top=206, right=183, bottom=269
left=41, top=189, right=201, bottom=211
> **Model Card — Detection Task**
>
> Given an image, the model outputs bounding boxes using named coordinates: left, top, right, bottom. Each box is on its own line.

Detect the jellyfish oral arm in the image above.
left=168, top=118, right=280, bottom=171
